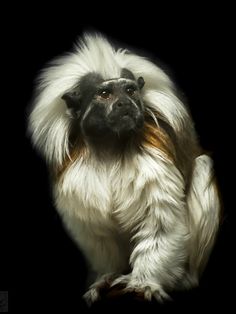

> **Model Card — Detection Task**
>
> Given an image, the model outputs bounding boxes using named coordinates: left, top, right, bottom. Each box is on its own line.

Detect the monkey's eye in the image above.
left=126, top=86, right=136, bottom=96
left=98, top=89, right=111, bottom=99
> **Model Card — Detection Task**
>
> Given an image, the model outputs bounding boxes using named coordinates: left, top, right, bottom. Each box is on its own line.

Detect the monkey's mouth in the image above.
left=81, top=106, right=144, bottom=140
left=107, top=111, right=144, bottom=135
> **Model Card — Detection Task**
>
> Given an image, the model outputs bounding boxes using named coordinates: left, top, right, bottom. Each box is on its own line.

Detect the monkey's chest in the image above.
left=54, top=160, right=149, bottom=227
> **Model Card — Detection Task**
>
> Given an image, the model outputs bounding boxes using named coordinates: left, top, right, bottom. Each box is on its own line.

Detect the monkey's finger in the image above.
left=83, top=288, right=100, bottom=306
left=153, top=290, right=172, bottom=303
left=111, top=275, right=130, bottom=287
left=143, top=286, right=152, bottom=301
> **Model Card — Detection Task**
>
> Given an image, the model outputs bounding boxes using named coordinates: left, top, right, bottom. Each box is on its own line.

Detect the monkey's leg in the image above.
left=81, top=232, right=128, bottom=306
left=184, top=154, right=220, bottom=287
left=62, top=217, right=129, bottom=305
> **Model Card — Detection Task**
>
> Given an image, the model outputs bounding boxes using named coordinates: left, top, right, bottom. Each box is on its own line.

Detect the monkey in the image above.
left=28, top=33, right=220, bottom=305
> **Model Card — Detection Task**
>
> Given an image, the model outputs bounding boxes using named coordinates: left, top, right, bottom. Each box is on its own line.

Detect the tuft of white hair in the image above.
left=28, top=33, right=190, bottom=165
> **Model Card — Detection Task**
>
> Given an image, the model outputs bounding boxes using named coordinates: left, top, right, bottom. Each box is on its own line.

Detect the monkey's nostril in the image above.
left=117, top=103, right=122, bottom=107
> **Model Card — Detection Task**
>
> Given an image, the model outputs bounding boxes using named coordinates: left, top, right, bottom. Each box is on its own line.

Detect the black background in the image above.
left=2, top=4, right=235, bottom=313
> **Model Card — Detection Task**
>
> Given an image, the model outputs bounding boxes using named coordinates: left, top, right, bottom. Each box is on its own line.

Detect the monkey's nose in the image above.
left=114, top=101, right=131, bottom=110
left=116, top=102, right=124, bottom=108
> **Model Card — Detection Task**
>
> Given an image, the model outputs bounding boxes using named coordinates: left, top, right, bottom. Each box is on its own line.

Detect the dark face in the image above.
left=62, top=69, right=145, bottom=143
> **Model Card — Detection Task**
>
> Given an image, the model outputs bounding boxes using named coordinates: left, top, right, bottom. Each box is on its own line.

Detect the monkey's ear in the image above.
left=137, top=77, right=145, bottom=90
left=62, top=91, right=81, bottom=110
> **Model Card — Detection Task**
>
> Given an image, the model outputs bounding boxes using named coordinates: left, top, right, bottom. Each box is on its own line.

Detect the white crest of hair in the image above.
left=28, top=33, right=188, bottom=165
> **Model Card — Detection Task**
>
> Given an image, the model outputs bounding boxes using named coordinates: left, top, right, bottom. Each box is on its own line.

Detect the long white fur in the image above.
left=29, top=34, right=174, bottom=165
left=28, top=34, right=220, bottom=303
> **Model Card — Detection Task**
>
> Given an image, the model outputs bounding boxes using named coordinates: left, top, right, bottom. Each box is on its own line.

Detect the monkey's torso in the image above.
left=54, top=147, right=189, bottom=279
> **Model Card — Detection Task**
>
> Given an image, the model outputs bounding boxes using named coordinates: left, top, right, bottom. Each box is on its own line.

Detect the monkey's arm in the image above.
left=129, top=215, right=188, bottom=301
left=114, top=213, right=188, bottom=301
left=113, top=158, right=189, bottom=301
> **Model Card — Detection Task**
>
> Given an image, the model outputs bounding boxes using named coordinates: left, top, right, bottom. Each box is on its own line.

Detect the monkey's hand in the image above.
left=111, top=274, right=171, bottom=302
left=83, top=273, right=118, bottom=306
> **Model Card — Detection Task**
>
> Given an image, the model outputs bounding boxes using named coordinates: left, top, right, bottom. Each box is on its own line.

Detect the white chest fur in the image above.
left=54, top=149, right=185, bottom=233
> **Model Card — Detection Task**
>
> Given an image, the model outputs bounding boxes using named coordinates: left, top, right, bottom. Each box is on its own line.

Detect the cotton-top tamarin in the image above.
left=28, top=34, right=220, bottom=305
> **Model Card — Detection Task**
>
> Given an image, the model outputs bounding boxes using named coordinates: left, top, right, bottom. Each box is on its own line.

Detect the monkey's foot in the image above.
left=83, top=273, right=118, bottom=306
left=111, top=274, right=171, bottom=303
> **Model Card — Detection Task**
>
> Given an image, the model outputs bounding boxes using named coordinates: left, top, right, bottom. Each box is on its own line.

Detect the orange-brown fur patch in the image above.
left=141, top=118, right=176, bottom=162
left=54, top=116, right=176, bottom=179
left=53, top=138, right=87, bottom=180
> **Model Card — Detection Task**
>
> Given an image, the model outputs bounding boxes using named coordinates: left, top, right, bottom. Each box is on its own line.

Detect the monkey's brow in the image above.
left=101, top=78, right=136, bottom=85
